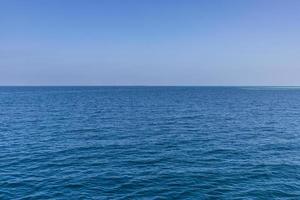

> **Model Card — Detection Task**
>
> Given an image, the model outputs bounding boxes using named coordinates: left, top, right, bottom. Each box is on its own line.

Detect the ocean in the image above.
left=1, top=86, right=300, bottom=199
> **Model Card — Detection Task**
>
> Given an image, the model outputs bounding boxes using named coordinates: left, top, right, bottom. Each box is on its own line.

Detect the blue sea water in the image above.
left=1, top=86, right=300, bottom=199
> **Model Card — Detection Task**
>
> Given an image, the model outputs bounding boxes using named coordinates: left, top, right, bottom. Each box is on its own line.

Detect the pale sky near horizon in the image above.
left=1, top=0, right=300, bottom=86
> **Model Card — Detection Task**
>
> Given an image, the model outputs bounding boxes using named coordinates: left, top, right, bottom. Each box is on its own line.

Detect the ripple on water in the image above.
left=1, top=87, right=300, bottom=199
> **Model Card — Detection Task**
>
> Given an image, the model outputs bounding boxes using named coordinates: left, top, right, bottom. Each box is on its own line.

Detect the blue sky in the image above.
left=1, top=0, right=300, bottom=85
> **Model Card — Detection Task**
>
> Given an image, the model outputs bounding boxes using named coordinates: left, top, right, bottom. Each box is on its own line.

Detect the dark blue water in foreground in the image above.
left=1, top=87, right=300, bottom=199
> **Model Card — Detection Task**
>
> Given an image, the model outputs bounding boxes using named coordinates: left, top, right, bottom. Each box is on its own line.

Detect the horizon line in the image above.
left=1, top=85, right=300, bottom=87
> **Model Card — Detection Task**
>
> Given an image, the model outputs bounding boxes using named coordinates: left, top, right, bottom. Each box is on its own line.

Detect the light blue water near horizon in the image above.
left=1, top=86, right=300, bottom=199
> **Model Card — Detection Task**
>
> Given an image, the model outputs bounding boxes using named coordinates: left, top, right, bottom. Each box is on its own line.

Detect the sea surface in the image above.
left=1, top=86, right=300, bottom=199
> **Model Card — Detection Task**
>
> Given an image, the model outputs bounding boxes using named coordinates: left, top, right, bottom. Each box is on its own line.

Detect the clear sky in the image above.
left=1, top=0, right=300, bottom=86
